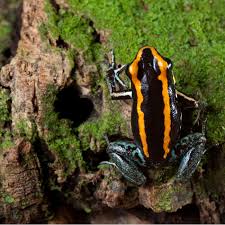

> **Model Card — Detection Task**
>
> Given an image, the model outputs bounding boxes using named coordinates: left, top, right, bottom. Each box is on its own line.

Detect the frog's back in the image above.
left=127, top=46, right=181, bottom=163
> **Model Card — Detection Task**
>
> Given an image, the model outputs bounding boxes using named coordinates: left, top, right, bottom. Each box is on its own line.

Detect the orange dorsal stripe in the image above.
left=129, top=47, right=149, bottom=158
left=150, top=47, right=171, bottom=159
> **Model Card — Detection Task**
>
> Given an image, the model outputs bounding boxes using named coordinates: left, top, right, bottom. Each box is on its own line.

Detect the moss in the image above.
left=39, top=23, right=49, bottom=42
left=57, top=12, right=93, bottom=50
left=0, top=89, right=11, bottom=127
left=78, top=110, right=126, bottom=151
left=42, top=0, right=225, bottom=186
left=0, top=20, right=12, bottom=53
left=150, top=166, right=177, bottom=185
left=14, top=119, right=36, bottom=141
left=3, top=194, right=15, bottom=204
left=0, top=131, right=14, bottom=150
left=152, top=182, right=193, bottom=212
left=0, top=89, right=13, bottom=149
left=42, top=82, right=127, bottom=178
left=154, top=186, right=174, bottom=212
left=43, top=0, right=103, bottom=63
left=42, top=85, right=85, bottom=177
left=83, top=206, right=92, bottom=214
left=54, top=0, right=224, bottom=143
left=43, top=1, right=60, bottom=39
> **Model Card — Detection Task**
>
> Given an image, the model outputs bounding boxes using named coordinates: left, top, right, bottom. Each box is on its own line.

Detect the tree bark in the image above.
left=0, top=0, right=71, bottom=222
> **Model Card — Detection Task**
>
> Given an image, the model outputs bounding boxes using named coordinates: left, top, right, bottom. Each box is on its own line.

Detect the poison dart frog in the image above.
left=101, top=46, right=206, bottom=186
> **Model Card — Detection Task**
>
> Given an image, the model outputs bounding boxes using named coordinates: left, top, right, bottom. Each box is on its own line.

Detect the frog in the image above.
left=101, top=46, right=207, bottom=186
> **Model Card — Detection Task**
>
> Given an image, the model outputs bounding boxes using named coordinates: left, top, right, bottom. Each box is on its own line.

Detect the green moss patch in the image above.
left=0, top=89, right=13, bottom=149
left=0, top=20, right=11, bottom=53
left=42, top=85, right=85, bottom=177
left=44, top=0, right=225, bottom=143
left=43, top=0, right=103, bottom=63
left=3, top=194, right=15, bottom=204
left=78, top=111, right=125, bottom=151
left=42, top=84, right=125, bottom=177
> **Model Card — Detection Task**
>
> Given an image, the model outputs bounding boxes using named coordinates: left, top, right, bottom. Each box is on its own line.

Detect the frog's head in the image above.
left=146, top=47, right=173, bottom=73
left=128, top=46, right=173, bottom=80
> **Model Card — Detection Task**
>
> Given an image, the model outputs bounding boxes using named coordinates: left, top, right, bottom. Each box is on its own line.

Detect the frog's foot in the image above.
left=100, top=154, right=146, bottom=186
left=100, top=140, right=147, bottom=186
left=106, top=50, right=132, bottom=99
left=176, top=90, right=207, bottom=127
left=175, top=133, right=206, bottom=181
left=107, top=49, right=127, bottom=87
left=193, top=100, right=207, bottom=127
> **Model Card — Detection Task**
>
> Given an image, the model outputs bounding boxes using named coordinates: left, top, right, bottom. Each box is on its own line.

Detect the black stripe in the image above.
left=142, top=77, right=165, bottom=161
left=139, top=48, right=165, bottom=161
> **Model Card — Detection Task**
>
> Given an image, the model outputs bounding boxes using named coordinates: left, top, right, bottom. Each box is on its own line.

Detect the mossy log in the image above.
left=0, top=0, right=224, bottom=223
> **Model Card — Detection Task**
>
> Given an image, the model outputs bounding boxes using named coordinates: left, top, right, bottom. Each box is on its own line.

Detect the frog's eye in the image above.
left=152, top=57, right=160, bottom=74
left=164, top=57, right=173, bottom=70
left=167, top=62, right=172, bottom=70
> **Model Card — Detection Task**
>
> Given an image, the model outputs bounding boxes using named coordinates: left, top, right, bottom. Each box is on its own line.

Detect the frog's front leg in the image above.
left=106, top=50, right=132, bottom=100
left=175, top=133, right=206, bottom=181
left=101, top=141, right=146, bottom=186
left=176, top=90, right=207, bottom=126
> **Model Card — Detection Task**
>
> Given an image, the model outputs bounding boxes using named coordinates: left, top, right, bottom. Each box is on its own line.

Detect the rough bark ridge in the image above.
left=0, top=0, right=224, bottom=223
left=0, top=139, right=43, bottom=223
left=0, top=0, right=72, bottom=222
left=0, top=0, right=71, bottom=132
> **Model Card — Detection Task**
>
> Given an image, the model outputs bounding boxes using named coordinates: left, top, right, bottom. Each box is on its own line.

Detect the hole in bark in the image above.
left=49, top=190, right=90, bottom=223
left=89, top=20, right=101, bottom=43
left=162, top=203, right=200, bottom=223
left=128, top=203, right=200, bottom=223
left=2, top=48, right=11, bottom=58
left=82, top=150, right=109, bottom=171
left=176, top=203, right=200, bottom=223
left=0, top=215, right=5, bottom=223
left=86, top=182, right=96, bottom=193
left=0, top=1, right=22, bottom=66
left=54, top=84, right=94, bottom=128
left=221, top=212, right=225, bottom=224
left=33, top=137, right=56, bottom=200
left=50, top=0, right=60, bottom=13
left=56, top=36, right=69, bottom=49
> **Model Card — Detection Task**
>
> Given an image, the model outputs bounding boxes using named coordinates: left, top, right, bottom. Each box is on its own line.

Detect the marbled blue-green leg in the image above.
left=175, top=133, right=206, bottom=181
left=100, top=140, right=147, bottom=186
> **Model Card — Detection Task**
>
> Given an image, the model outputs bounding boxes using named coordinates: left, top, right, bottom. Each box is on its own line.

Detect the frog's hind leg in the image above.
left=100, top=151, right=146, bottom=186
left=100, top=139, right=147, bottom=186
left=175, top=133, right=206, bottom=181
